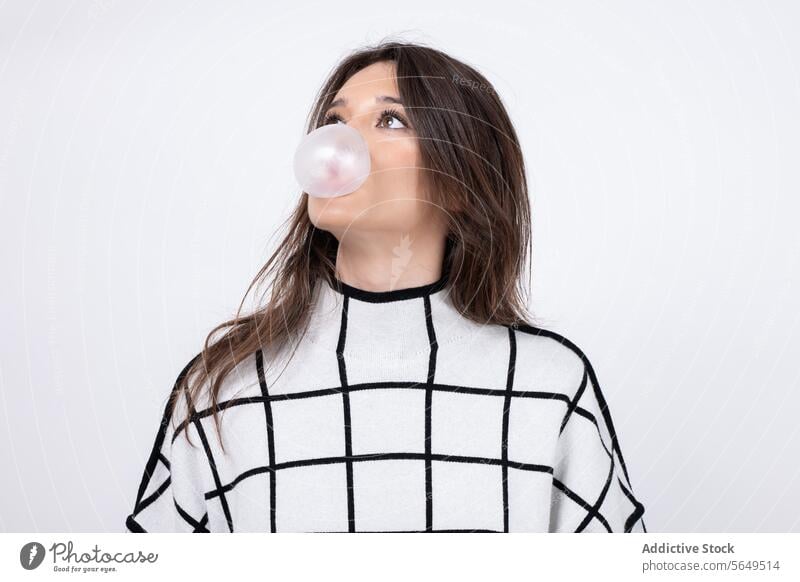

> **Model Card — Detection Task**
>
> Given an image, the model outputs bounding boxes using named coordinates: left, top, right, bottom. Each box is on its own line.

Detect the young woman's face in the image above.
left=307, top=61, right=443, bottom=242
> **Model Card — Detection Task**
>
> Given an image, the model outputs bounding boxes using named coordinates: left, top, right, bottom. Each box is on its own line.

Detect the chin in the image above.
left=308, top=201, right=360, bottom=235
left=310, top=185, right=368, bottom=214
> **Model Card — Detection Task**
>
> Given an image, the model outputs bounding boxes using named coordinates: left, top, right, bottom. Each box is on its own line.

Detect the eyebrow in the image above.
left=326, top=95, right=404, bottom=110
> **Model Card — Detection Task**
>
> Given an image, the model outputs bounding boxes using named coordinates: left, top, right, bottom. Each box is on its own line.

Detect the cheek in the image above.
left=370, top=137, right=424, bottom=200
left=362, top=139, right=436, bottom=230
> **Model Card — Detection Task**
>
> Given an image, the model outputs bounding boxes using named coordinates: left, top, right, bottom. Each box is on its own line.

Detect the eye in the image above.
left=377, top=108, right=409, bottom=130
left=322, top=112, right=345, bottom=125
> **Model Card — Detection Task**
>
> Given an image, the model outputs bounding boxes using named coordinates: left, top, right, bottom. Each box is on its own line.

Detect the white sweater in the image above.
left=126, top=272, right=647, bottom=533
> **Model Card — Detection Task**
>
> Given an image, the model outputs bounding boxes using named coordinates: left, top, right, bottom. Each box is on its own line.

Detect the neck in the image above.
left=333, top=229, right=448, bottom=293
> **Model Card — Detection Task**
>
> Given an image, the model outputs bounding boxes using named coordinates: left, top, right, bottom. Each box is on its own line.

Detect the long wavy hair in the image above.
left=170, top=38, right=539, bottom=451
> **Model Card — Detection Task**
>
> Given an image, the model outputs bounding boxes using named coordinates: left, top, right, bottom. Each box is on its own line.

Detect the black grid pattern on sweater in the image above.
left=126, top=296, right=646, bottom=533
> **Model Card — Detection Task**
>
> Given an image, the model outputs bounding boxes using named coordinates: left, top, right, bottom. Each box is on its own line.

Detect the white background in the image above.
left=1, top=0, right=799, bottom=533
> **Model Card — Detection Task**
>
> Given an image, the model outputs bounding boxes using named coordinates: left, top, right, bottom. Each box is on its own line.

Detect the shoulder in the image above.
left=166, top=349, right=265, bottom=434
left=512, top=322, right=592, bottom=367
left=509, top=323, right=591, bottom=397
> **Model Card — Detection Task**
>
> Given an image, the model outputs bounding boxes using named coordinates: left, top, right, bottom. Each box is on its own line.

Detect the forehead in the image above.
left=334, top=61, right=399, bottom=101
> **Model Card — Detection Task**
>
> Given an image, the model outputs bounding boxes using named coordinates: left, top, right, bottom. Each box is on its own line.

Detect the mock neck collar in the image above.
left=325, top=269, right=450, bottom=304
left=303, top=266, right=463, bottom=360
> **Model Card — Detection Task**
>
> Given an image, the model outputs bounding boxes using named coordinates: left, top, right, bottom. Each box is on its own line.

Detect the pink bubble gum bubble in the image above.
left=293, top=124, right=371, bottom=198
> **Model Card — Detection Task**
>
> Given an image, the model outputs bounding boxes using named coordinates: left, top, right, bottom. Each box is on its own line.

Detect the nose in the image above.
left=339, top=112, right=374, bottom=143
left=334, top=116, right=374, bottom=163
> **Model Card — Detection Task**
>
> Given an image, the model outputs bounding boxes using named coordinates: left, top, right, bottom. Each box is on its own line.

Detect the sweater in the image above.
left=125, top=271, right=647, bottom=533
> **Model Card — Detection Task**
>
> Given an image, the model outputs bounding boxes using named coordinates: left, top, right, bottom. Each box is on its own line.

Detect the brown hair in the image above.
left=170, top=37, right=539, bottom=451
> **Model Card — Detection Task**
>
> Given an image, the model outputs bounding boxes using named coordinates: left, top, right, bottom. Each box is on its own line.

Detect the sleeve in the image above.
left=548, top=357, right=647, bottom=533
left=125, top=357, right=211, bottom=533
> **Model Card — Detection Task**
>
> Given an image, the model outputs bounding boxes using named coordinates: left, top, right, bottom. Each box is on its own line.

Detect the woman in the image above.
left=125, top=39, right=647, bottom=533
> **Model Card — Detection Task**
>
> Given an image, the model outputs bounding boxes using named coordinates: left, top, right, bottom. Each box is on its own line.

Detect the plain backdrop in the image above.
left=1, top=0, right=799, bottom=533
